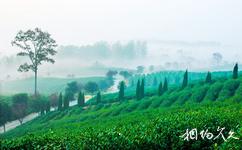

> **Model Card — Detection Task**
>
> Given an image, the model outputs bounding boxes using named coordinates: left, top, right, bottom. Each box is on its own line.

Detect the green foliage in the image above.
left=140, top=78, right=145, bottom=99
left=163, top=78, right=168, bottom=92
left=45, top=100, right=51, bottom=113
left=182, top=70, right=188, bottom=88
left=0, top=102, right=12, bottom=132
left=58, top=93, right=63, bottom=111
left=77, top=91, right=85, bottom=107
left=65, top=81, right=79, bottom=94
left=96, top=91, right=101, bottom=104
left=189, top=85, right=209, bottom=103
left=12, top=93, right=29, bottom=124
left=174, top=87, right=192, bottom=105
left=158, top=82, right=163, bottom=96
left=84, top=81, right=99, bottom=94
left=217, top=80, right=240, bottom=101
left=153, top=76, right=158, bottom=86
left=204, top=82, right=223, bottom=101
left=205, top=71, right=212, bottom=83
left=63, top=92, right=71, bottom=109
left=137, top=99, right=152, bottom=110
left=1, top=103, right=241, bottom=149
left=12, top=28, right=57, bottom=95
left=233, top=63, right=238, bottom=79
left=118, top=81, right=125, bottom=101
left=230, top=81, right=242, bottom=103
left=136, top=80, right=141, bottom=100
left=1, top=73, right=242, bottom=149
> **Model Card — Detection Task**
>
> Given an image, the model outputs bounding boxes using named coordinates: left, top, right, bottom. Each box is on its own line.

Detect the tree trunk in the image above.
left=35, top=70, right=37, bottom=96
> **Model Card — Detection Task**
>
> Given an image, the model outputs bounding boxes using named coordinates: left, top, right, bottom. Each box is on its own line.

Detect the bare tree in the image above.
left=12, top=28, right=57, bottom=96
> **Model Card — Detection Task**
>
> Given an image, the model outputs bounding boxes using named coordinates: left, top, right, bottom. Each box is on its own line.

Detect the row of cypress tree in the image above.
left=57, top=63, right=239, bottom=109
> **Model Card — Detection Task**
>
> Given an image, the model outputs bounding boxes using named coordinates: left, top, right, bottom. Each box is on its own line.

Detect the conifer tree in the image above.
left=46, top=101, right=51, bottom=113
left=77, top=91, right=83, bottom=106
left=58, top=93, right=63, bottom=111
left=205, top=71, right=212, bottom=83
left=140, top=78, right=145, bottom=99
left=96, top=91, right=101, bottom=104
left=82, top=93, right=85, bottom=105
left=182, top=70, right=188, bottom=88
left=163, top=78, right=168, bottom=92
left=136, top=80, right=141, bottom=100
left=119, top=81, right=125, bottom=101
left=153, top=77, right=158, bottom=86
left=158, top=82, right=163, bottom=96
left=63, top=92, right=70, bottom=109
left=233, top=63, right=238, bottom=79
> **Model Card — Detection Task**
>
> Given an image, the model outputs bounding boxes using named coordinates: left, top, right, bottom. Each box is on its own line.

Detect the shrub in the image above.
left=217, top=80, right=240, bottom=101
left=161, top=92, right=179, bottom=107
left=137, top=99, right=152, bottom=110
left=190, top=85, right=209, bottom=103
left=174, top=87, right=192, bottom=105
left=122, top=101, right=139, bottom=113
left=204, top=82, right=223, bottom=101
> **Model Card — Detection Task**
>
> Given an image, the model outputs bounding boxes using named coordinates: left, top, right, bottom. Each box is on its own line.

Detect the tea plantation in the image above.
left=0, top=76, right=242, bottom=149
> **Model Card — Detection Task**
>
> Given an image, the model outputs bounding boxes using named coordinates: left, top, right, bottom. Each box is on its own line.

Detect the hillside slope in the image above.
left=1, top=76, right=242, bottom=149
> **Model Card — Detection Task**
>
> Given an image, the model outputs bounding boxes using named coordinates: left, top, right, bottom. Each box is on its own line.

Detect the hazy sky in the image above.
left=1, top=0, right=242, bottom=55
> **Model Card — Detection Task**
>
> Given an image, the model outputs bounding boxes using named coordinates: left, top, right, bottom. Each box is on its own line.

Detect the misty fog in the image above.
left=0, top=40, right=241, bottom=81
left=0, top=0, right=242, bottom=80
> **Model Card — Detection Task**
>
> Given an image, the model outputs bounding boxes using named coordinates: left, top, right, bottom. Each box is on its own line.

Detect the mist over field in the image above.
left=0, top=40, right=241, bottom=80
left=1, top=0, right=242, bottom=81
left=0, top=1, right=242, bottom=149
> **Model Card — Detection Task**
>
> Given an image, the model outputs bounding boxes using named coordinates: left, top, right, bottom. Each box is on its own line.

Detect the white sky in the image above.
left=0, top=0, right=242, bottom=55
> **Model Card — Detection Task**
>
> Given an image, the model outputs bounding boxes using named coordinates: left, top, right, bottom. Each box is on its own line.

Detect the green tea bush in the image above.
left=1, top=103, right=241, bottom=150
left=174, top=87, right=192, bottom=105
left=190, top=85, right=209, bottom=103
left=122, top=101, right=140, bottom=113
left=204, top=82, right=223, bottom=101
left=149, top=96, right=165, bottom=108
left=161, top=92, right=180, bottom=107
left=217, top=80, right=240, bottom=101
left=137, top=99, right=152, bottom=110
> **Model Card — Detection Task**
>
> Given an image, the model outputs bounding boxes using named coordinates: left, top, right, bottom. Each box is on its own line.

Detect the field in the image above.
left=0, top=74, right=241, bottom=149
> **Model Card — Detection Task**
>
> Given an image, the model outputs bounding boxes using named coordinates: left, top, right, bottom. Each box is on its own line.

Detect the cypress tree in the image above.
left=136, top=80, right=141, bottom=100
left=182, top=70, right=188, bottom=88
left=96, top=91, right=101, bottom=104
left=64, top=92, right=70, bottom=109
left=58, top=93, right=63, bottom=111
left=82, top=93, right=85, bottom=105
left=119, top=81, right=125, bottom=101
left=163, top=78, right=168, bottom=92
left=158, top=82, right=163, bottom=96
left=233, top=63, right=238, bottom=79
left=153, top=77, right=158, bottom=87
left=205, top=71, right=212, bottom=83
left=140, top=78, right=145, bottom=99
left=46, top=100, right=51, bottom=113
left=77, top=91, right=82, bottom=106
